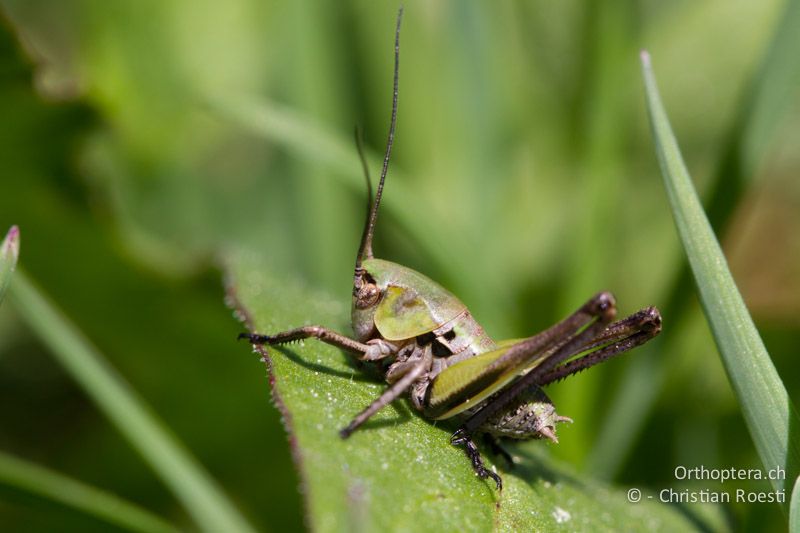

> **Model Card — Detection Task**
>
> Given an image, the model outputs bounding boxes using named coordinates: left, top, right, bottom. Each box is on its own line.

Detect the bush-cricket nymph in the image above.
left=240, top=9, right=662, bottom=490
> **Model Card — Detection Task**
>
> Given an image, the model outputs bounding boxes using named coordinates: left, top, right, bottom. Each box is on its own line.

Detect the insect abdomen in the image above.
left=481, top=388, right=561, bottom=439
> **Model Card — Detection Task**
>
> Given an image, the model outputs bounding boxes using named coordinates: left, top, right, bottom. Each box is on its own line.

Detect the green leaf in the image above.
left=227, top=251, right=713, bottom=532
left=0, top=225, right=19, bottom=305
left=641, top=51, right=800, bottom=505
left=7, top=271, right=256, bottom=533
left=791, top=475, right=800, bottom=533
left=0, top=450, right=178, bottom=533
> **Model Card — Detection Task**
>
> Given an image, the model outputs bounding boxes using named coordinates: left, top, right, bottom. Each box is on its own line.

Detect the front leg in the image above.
left=239, top=326, right=396, bottom=361
left=340, top=346, right=432, bottom=438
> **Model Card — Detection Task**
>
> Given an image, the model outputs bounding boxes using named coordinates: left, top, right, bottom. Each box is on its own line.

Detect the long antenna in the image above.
left=357, top=7, right=402, bottom=267
left=354, top=126, right=373, bottom=269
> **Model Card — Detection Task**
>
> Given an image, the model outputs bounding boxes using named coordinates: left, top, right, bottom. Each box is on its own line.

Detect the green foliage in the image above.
left=792, top=475, right=800, bottom=533
left=8, top=272, right=256, bottom=532
left=589, top=0, right=800, bottom=482
left=0, top=1, right=798, bottom=531
left=1, top=230, right=185, bottom=533
left=0, top=451, right=178, bottom=533
left=0, top=226, right=19, bottom=304
left=641, top=50, right=800, bottom=507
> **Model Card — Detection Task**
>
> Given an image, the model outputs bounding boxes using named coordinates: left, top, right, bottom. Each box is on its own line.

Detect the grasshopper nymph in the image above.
left=240, top=9, right=662, bottom=490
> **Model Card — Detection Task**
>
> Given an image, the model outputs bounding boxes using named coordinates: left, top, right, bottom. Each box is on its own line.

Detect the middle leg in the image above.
left=340, top=345, right=433, bottom=438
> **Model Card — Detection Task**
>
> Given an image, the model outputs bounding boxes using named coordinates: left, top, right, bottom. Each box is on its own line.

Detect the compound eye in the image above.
left=356, top=283, right=381, bottom=309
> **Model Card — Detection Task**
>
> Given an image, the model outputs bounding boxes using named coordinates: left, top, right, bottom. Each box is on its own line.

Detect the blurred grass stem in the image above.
left=641, top=50, right=800, bottom=510
left=8, top=271, right=256, bottom=533
left=0, top=451, right=179, bottom=533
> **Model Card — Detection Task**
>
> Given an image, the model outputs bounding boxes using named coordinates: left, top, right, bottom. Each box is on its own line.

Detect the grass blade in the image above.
left=8, top=271, right=256, bottom=533
left=791, top=475, right=800, bottom=533
left=590, top=0, right=800, bottom=479
left=641, top=50, right=800, bottom=505
left=0, top=451, right=179, bottom=533
left=0, top=226, right=19, bottom=304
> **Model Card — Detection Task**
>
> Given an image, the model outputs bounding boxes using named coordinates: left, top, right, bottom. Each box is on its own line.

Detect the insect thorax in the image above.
left=381, top=310, right=498, bottom=412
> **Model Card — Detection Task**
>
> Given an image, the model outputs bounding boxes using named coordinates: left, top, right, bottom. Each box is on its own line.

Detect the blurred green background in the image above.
left=0, top=0, right=798, bottom=531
